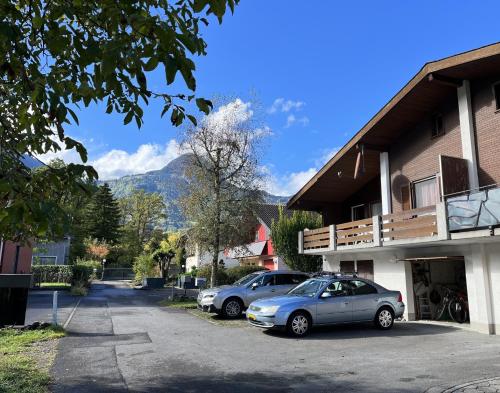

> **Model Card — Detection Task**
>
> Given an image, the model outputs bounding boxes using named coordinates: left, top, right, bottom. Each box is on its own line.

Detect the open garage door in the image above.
left=406, top=256, right=469, bottom=323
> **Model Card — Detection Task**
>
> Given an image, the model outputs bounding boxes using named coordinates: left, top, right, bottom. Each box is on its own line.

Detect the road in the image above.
left=51, top=281, right=500, bottom=392
left=26, top=289, right=80, bottom=326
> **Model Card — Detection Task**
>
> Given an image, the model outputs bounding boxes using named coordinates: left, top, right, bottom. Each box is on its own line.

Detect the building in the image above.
left=227, top=204, right=291, bottom=271
left=31, top=237, right=71, bottom=265
left=288, top=43, right=500, bottom=335
left=0, top=240, right=32, bottom=274
left=185, top=244, right=240, bottom=273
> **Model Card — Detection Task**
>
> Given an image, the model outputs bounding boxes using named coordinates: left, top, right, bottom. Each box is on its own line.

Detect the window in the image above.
left=493, top=83, right=500, bottom=110
left=32, top=256, right=57, bottom=265
left=323, top=280, right=351, bottom=297
left=412, top=177, right=438, bottom=208
left=254, top=274, right=275, bottom=287
left=351, top=204, right=366, bottom=221
left=276, top=274, right=309, bottom=285
left=431, top=113, right=444, bottom=138
left=349, top=280, right=377, bottom=295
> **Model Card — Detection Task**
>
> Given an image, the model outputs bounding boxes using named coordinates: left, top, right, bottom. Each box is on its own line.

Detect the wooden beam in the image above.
left=427, top=73, right=463, bottom=87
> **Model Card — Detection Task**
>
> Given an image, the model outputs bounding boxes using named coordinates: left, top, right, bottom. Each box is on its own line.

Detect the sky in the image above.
left=40, top=0, right=500, bottom=196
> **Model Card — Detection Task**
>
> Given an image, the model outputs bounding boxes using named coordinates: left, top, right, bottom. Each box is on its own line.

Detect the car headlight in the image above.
left=203, top=294, right=215, bottom=299
left=259, top=305, right=280, bottom=315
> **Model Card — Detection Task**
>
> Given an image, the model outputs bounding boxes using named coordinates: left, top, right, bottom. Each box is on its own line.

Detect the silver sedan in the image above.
left=246, top=275, right=405, bottom=337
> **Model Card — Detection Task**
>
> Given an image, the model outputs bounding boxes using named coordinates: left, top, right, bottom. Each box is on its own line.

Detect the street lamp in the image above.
left=101, top=259, right=106, bottom=280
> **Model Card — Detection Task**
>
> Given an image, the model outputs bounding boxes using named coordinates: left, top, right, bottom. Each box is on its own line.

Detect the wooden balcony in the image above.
left=299, top=204, right=447, bottom=255
left=302, top=227, right=331, bottom=251
left=381, top=205, right=438, bottom=242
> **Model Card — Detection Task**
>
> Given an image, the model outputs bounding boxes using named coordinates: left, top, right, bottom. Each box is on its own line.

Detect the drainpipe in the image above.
left=13, top=244, right=20, bottom=274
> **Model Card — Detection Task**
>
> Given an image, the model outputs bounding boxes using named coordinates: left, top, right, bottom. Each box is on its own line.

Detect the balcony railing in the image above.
left=300, top=204, right=445, bottom=254
left=303, top=227, right=331, bottom=251
left=336, top=218, right=374, bottom=246
left=381, top=205, right=438, bottom=242
left=447, top=187, right=500, bottom=232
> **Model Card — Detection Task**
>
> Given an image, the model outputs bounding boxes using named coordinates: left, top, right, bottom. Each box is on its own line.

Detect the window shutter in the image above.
left=401, top=185, right=411, bottom=211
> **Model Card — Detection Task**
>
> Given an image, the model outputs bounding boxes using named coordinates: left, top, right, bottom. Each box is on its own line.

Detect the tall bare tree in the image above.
left=181, top=98, right=267, bottom=287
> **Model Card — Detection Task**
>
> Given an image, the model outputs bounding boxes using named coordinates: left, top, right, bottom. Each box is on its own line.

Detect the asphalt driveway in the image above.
left=51, top=281, right=500, bottom=392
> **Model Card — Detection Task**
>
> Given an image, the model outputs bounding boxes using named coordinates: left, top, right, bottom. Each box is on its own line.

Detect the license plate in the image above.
left=247, top=313, right=256, bottom=321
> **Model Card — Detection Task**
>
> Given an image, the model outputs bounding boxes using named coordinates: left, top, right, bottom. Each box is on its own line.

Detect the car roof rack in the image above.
left=312, top=271, right=358, bottom=278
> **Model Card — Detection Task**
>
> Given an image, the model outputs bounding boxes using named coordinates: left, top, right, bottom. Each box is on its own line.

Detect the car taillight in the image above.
left=397, top=292, right=403, bottom=302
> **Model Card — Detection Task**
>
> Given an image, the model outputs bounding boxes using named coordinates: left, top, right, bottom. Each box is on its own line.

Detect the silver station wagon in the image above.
left=197, top=270, right=310, bottom=318
left=246, top=274, right=405, bottom=337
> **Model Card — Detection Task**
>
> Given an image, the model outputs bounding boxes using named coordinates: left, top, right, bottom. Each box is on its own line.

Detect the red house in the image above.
left=228, top=204, right=292, bottom=270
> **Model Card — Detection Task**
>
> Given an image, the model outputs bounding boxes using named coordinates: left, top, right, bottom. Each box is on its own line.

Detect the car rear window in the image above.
left=349, top=280, right=378, bottom=295
left=276, top=274, right=308, bottom=285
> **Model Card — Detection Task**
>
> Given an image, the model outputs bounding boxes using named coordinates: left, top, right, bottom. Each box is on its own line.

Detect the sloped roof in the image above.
left=255, top=204, right=292, bottom=229
left=287, top=42, right=500, bottom=210
left=227, top=240, right=267, bottom=258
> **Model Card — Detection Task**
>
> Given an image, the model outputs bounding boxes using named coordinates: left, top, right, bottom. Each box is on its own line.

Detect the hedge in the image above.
left=32, top=263, right=97, bottom=286
left=32, top=265, right=73, bottom=284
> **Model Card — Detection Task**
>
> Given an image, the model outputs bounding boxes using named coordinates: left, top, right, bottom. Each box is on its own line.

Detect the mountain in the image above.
left=105, top=154, right=289, bottom=229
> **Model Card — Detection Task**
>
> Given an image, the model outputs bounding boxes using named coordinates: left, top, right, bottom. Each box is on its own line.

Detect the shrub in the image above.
left=74, top=259, right=102, bottom=280
left=70, top=281, right=88, bottom=296
left=32, top=265, right=73, bottom=284
left=71, top=264, right=94, bottom=286
left=195, top=264, right=229, bottom=286
left=133, top=254, right=157, bottom=283
left=225, top=265, right=268, bottom=284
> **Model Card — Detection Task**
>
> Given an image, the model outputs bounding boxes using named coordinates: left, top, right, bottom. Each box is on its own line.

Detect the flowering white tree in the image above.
left=181, top=98, right=268, bottom=286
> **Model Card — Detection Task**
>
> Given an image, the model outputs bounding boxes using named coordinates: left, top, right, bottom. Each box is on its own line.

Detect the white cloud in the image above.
left=315, top=147, right=340, bottom=167
left=38, top=137, right=185, bottom=180
left=262, top=165, right=318, bottom=197
left=267, top=98, right=305, bottom=114
left=92, top=140, right=183, bottom=180
left=285, top=114, right=309, bottom=128
left=203, top=98, right=253, bottom=133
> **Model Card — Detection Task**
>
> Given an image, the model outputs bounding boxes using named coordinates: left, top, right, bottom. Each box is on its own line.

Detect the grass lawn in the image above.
left=158, top=299, right=198, bottom=309
left=39, top=282, right=71, bottom=289
left=0, top=326, right=65, bottom=393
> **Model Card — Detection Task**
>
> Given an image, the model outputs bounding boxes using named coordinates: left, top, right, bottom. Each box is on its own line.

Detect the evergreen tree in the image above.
left=84, top=184, right=122, bottom=244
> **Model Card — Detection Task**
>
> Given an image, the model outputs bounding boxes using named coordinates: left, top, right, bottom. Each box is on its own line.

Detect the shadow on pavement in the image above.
left=262, top=321, right=459, bottom=340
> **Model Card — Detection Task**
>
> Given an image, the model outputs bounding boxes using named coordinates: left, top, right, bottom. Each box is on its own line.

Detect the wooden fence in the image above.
left=381, top=205, right=437, bottom=241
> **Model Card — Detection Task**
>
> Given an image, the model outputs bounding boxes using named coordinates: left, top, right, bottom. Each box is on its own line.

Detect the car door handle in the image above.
left=344, top=302, right=349, bottom=305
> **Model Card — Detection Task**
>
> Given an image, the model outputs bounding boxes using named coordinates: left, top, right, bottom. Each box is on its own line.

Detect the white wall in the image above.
left=185, top=248, right=239, bottom=273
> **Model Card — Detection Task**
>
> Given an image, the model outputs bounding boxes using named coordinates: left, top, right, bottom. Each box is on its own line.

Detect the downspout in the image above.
left=0, top=239, right=4, bottom=273
left=13, top=244, right=20, bottom=274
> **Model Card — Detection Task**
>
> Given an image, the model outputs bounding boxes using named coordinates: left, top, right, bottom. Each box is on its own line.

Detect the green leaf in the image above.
left=144, top=56, right=159, bottom=72
left=32, top=16, right=43, bottom=30
left=124, top=111, right=134, bottom=125
left=165, top=57, right=178, bottom=85
left=196, top=98, right=212, bottom=115
left=187, top=115, right=197, bottom=125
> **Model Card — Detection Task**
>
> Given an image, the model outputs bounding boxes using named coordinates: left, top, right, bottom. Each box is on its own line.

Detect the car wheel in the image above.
left=375, top=307, right=394, bottom=330
left=287, top=311, right=311, bottom=337
left=222, top=298, right=243, bottom=319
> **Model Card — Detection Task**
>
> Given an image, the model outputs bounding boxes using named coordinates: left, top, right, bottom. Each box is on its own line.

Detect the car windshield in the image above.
left=233, top=272, right=262, bottom=286
left=287, top=279, right=325, bottom=297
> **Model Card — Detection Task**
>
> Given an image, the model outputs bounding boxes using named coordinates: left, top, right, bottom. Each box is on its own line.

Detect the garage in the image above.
left=407, top=256, right=469, bottom=324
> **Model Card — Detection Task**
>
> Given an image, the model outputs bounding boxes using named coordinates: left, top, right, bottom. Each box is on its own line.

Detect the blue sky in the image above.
left=42, top=0, right=500, bottom=196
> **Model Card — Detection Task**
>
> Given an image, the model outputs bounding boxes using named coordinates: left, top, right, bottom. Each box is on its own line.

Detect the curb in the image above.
left=63, top=298, right=81, bottom=329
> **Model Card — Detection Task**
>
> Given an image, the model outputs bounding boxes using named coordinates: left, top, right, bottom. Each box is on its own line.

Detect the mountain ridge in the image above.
left=104, top=153, right=289, bottom=229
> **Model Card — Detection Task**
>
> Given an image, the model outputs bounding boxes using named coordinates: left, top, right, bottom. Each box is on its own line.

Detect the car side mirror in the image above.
left=320, top=292, right=332, bottom=299
left=251, top=282, right=259, bottom=290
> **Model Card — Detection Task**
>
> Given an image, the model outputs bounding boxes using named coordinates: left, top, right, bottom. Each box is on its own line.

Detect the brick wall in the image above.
left=471, top=76, right=500, bottom=187
left=389, top=96, right=462, bottom=213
